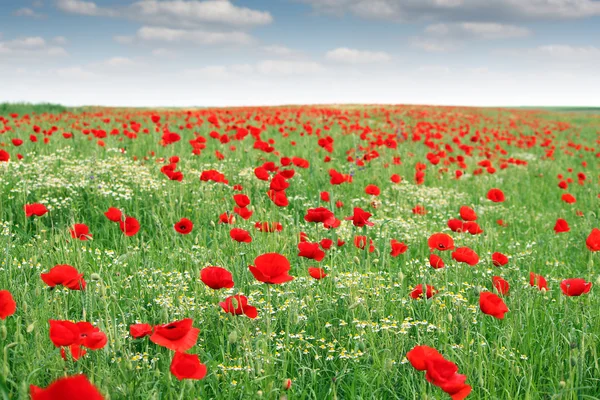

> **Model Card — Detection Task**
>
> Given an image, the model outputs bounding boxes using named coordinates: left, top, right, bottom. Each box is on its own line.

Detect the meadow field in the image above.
left=0, top=103, right=598, bottom=399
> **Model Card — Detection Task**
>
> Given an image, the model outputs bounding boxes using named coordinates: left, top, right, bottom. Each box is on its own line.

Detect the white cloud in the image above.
left=13, top=8, right=46, bottom=18
left=185, top=65, right=231, bottom=79
left=56, top=0, right=116, bottom=17
left=114, top=35, right=135, bottom=45
left=184, top=60, right=325, bottom=78
left=56, top=66, right=97, bottom=79
left=256, top=60, right=325, bottom=75
left=325, top=47, right=391, bottom=64
left=129, top=0, right=273, bottom=28
left=53, top=36, right=68, bottom=45
left=262, top=45, right=296, bottom=57
left=534, top=44, right=600, bottom=60
left=103, top=57, right=136, bottom=67
left=410, top=37, right=458, bottom=53
left=425, top=22, right=530, bottom=39
left=0, top=36, right=67, bottom=58
left=413, top=22, right=530, bottom=52
left=56, top=0, right=272, bottom=28
left=151, top=48, right=175, bottom=57
left=135, top=26, right=254, bottom=45
left=299, top=0, right=600, bottom=21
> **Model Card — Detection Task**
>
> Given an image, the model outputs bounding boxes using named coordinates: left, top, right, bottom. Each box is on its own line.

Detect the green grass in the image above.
left=0, top=104, right=599, bottom=399
left=0, top=102, right=69, bottom=115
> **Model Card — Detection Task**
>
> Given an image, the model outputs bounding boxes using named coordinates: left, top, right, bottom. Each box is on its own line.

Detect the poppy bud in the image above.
left=373, top=258, right=379, bottom=264
left=228, top=330, right=238, bottom=344
left=282, top=379, right=292, bottom=390
left=559, top=381, right=566, bottom=388
left=398, top=272, right=404, bottom=282
left=0, top=325, right=6, bottom=340
left=353, top=256, right=360, bottom=264
left=91, top=273, right=101, bottom=281
left=447, top=313, right=452, bottom=323
left=257, top=391, right=263, bottom=397
left=26, top=322, right=35, bottom=333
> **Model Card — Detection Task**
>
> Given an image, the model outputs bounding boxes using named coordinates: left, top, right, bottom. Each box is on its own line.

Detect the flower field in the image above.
left=0, top=104, right=599, bottom=399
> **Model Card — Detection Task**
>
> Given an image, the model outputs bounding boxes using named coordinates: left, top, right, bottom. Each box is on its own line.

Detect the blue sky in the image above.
left=1, top=0, right=599, bottom=107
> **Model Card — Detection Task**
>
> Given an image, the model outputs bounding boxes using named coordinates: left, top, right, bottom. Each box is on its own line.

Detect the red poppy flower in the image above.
left=174, top=218, right=193, bottom=234
left=487, top=188, right=505, bottom=202
left=298, top=242, right=325, bottom=261
left=428, top=233, right=455, bottom=251
left=390, top=174, right=401, bottom=183
left=30, top=375, right=104, bottom=400
left=234, top=206, right=254, bottom=219
left=586, top=228, right=600, bottom=251
left=61, top=345, right=87, bottom=362
left=424, top=358, right=472, bottom=399
left=41, top=265, right=86, bottom=290
left=491, top=252, right=508, bottom=266
left=492, top=276, right=510, bottom=295
left=560, top=278, right=592, bottom=296
left=406, top=345, right=444, bottom=371
left=233, top=194, right=250, bottom=208
left=0, top=290, right=16, bottom=319
left=412, top=205, right=427, bottom=215
left=0, top=150, right=9, bottom=162
left=354, top=235, right=375, bottom=252
left=24, top=203, right=48, bottom=217
left=479, top=292, right=509, bottom=319
left=308, top=267, right=327, bottom=279
left=464, top=222, right=483, bottom=235
left=76, top=322, right=107, bottom=350
left=410, top=284, right=438, bottom=299
left=390, top=239, right=408, bottom=257
left=365, top=184, right=380, bottom=196
left=255, top=221, right=283, bottom=232
left=345, top=207, right=374, bottom=227
left=429, top=254, right=445, bottom=269
left=452, top=247, right=479, bottom=266
left=49, top=320, right=80, bottom=347
left=269, top=173, right=290, bottom=192
left=320, top=238, right=333, bottom=250
left=304, top=207, right=336, bottom=226
left=200, top=266, right=234, bottom=290
left=219, top=294, right=258, bottom=318
left=267, top=190, right=290, bottom=207
left=70, top=224, right=92, bottom=241
left=249, top=253, right=294, bottom=284
left=230, top=228, right=252, bottom=243
left=219, top=212, right=235, bottom=224
left=553, top=218, right=569, bottom=233
left=170, top=352, right=208, bottom=380
left=130, top=323, right=153, bottom=338
left=119, top=216, right=140, bottom=236
left=561, top=193, right=576, bottom=204
left=530, top=272, right=549, bottom=290
left=459, top=206, right=477, bottom=221
left=104, top=207, right=122, bottom=222
left=150, top=319, right=200, bottom=352
left=447, top=219, right=465, bottom=232
left=320, top=191, right=330, bottom=202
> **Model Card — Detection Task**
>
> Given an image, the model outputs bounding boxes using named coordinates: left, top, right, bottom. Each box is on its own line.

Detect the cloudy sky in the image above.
left=1, top=0, right=599, bottom=107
